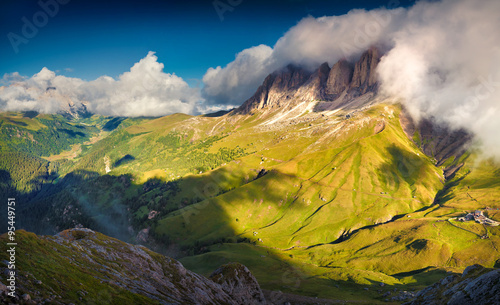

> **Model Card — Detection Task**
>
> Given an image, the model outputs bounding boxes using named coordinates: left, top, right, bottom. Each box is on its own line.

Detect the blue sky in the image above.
left=0, top=0, right=413, bottom=84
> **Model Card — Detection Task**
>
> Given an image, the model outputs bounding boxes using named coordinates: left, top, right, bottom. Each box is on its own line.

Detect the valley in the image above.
left=1, top=49, right=499, bottom=304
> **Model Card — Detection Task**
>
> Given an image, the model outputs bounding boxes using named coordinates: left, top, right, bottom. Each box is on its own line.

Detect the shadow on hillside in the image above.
left=57, top=128, right=86, bottom=138
left=7, top=166, right=251, bottom=250
left=22, top=111, right=39, bottom=118
left=2, top=164, right=455, bottom=301
left=379, top=144, right=425, bottom=190
left=0, top=170, right=14, bottom=232
left=11, top=170, right=134, bottom=241
left=320, top=213, right=408, bottom=247
left=414, top=175, right=468, bottom=214
left=103, top=117, right=126, bottom=131
left=392, top=266, right=433, bottom=277
left=0, top=169, right=11, bottom=186
left=432, top=175, right=467, bottom=205
left=8, top=119, right=28, bottom=126
left=4, top=164, right=291, bottom=252
left=113, top=154, right=135, bottom=167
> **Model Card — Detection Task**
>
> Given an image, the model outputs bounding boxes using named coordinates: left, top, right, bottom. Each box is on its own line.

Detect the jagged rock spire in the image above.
left=237, top=47, right=381, bottom=114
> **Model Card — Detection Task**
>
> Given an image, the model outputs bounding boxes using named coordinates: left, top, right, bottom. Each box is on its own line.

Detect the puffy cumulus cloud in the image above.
left=202, top=45, right=273, bottom=105
left=0, top=52, right=202, bottom=117
left=202, top=7, right=406, bottom=105
left=80, top=52, right=201, bottom=116
left=377, top=0, right=500, bottom=158
left=1, top=72, right=25, bottom=85
left=0, top=68, right=73, bottom=114
left=0, top=86, right=46, bottom=112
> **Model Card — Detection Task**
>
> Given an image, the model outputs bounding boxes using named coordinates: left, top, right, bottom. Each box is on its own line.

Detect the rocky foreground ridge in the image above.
left=404, top=264, right=500, bottom=305
left=0, top=229, right=265, bottom=305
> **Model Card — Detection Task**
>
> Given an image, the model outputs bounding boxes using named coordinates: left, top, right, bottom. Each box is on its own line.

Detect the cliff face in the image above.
left=349, top=47, right=380, bottom=95
left=405, top=265, right=500, bottom=305
left=0, top=229, right=265, bottom=305
left=399, top=106, right=472, bottom=175
left=238, top=64, right=312, bottom=113
left=210, top=263, right=266, bottom=305
left=325, top=59, right=353, bottom=97
left=237, top=47, right=381, bottom=114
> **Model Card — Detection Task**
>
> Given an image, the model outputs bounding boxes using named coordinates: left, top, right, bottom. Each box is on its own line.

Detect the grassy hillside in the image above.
left=0, top=112, right=99, bottom=157
left=0, top=230, right=158, bottom=304
left=1, top=102, right=499, bottom=303
left=153, top=104, right=442, bottom=249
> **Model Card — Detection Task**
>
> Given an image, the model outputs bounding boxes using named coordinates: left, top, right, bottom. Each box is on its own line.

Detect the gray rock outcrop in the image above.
left=0, top=229, right=267, bottom=305
left=210, top=262, right=266, bottom=305
left=404, top=264, right=500, bottom=305
left=237, top=47, right=381, bottom=114
left=325, top=59, right=353, bottom=97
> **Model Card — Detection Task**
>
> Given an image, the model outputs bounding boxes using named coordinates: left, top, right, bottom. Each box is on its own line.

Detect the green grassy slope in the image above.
left=154, top=104, right=443, bottom=250
left=2, top=102, right=499, bottom=303
left=171, top=104, right=498, bottom=300
left=0, top=230, right=158, bottom=304
left=0, top=112, right=99, bottom=157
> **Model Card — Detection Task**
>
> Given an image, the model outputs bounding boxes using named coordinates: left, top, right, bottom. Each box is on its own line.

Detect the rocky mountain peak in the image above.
left=314, top=61, right=332, bottom=91
left=264, top=64, right=312, bottom=93
left=295, top=62, right=332, bottom=101
left=317, top=61, right=331, bottom=84
left=237, top=64, right=312, bottom=113
left=350, top=47, right=380, bottom=94
left=236, top=47, right=381, bottom=114
left=325, top=59, right=354, bottom=97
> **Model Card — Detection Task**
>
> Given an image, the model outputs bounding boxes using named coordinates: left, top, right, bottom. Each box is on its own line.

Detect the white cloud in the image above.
left=377, top=0, right=500, bottom=158
left=80, top=52, right=201, bottom=116
left=0, top=52, right=202, bottom=117
left=202, top=45, right=273, bottom=105
left=1, top=72, right=25, bottom=86
left=269, top=8, right=405, bottom=68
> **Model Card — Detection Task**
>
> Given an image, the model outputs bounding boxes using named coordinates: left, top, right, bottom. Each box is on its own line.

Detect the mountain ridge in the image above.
left=0, top=228, right=266, bottom=305
left=237, top=47, right=381, bottom=115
